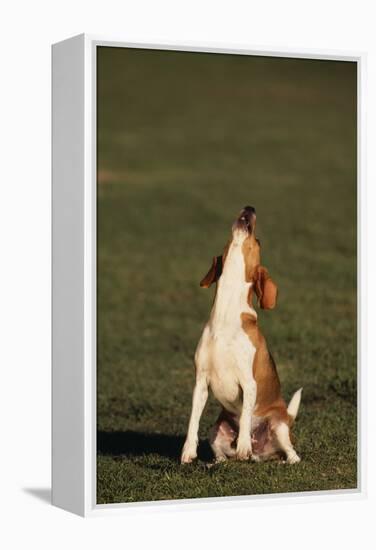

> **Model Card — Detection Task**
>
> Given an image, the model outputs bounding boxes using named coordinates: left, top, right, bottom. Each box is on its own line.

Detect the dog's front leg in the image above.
left=236, top=383, right=256, bottom=460
left=181, top=374, right=208, bottom=464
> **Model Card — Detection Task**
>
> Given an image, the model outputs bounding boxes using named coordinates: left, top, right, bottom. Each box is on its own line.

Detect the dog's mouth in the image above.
left=232, top=205, right=256, bottom=234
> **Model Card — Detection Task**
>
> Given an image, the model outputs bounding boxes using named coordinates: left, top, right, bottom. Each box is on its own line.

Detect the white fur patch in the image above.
left=287, top=387, right=303, bottom=420
left=195, top=230, right=257, bottom=415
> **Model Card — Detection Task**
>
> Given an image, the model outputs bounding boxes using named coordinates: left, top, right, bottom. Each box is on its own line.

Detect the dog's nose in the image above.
left=243, top=206, right=256, bottom=215
left=240, top=206, right=256, bottom=220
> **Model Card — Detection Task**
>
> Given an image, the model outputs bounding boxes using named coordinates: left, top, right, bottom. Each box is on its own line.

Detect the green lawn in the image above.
left=96, top=48, right=357, bottom=504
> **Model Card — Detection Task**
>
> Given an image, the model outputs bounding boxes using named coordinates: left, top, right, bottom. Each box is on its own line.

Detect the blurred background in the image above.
left=97, top=47, right=357, bottom=504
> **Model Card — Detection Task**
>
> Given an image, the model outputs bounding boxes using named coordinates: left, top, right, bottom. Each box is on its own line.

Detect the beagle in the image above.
left=181, top=206, right=302, bottom=464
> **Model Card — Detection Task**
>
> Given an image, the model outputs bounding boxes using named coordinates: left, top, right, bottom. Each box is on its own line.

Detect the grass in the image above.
left=96, top=47, right=357, bottom=504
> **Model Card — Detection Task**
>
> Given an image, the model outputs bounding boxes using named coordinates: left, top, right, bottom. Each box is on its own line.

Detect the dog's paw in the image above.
left=286, top=453, right=301, bottom=465
left=236, top=442, right=253, bottom=461
left=181, top=454, right=196, bottom=464
left=181, top=442, right=197, bottom=464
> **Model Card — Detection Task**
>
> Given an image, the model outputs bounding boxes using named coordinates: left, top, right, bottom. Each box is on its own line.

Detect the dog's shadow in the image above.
left=97, top=430, right=213, bottom=462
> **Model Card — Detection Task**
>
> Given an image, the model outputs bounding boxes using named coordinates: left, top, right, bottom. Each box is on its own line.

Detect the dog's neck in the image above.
left=210, top=234, right=257, bottom=328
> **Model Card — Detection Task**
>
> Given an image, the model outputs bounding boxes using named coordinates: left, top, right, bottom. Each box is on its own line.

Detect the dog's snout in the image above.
left=239, top=206, right=256, bottom=223
left=244, top=205, right=256, bottom=214
left=242, top=206, right=256, bottom=217
left=232, top=205, right=257, bottom=235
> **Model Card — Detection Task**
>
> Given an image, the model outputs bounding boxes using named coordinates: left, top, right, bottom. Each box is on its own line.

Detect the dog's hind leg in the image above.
left=274, top=422, right=301, bottom=464
left=209, top=410, right=238, bottom=462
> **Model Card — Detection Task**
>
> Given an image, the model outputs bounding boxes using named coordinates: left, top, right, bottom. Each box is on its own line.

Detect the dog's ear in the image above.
left=200, top=255, right=223, bottom=288
left=254, top=266, right=278, bottom=309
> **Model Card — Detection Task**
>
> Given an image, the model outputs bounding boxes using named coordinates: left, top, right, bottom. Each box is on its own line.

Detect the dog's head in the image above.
left=199, top=206, right=278, bottom=310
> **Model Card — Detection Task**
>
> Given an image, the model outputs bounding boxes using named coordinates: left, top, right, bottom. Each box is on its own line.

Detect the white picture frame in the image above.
left=52, top=34, right=366, bottom=517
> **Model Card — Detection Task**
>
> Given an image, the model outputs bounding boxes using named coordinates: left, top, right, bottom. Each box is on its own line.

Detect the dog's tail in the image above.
left=287, top=388, right=303, bottom=423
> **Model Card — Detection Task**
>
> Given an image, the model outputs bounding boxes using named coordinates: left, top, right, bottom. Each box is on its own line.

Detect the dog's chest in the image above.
left=195, top=240, right=257, bottom=413
left=208, top=329, right=256, bottom=413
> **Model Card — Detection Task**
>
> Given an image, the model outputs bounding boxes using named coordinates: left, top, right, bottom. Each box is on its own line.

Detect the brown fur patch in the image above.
left=253, top=266, right=278, bottom=309
left=240, top=313, right=289, bottom=424
left=241, top=235, right=261, bottom=282
left=240, top=237, right=277, bottom=310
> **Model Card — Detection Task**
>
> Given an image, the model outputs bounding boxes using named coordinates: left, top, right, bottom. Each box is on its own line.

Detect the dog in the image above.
left=181, top=206, right=302, bottom=464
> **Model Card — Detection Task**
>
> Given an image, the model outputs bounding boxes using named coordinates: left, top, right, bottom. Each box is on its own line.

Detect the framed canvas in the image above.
left=52, top=34, right=366, bottom=517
